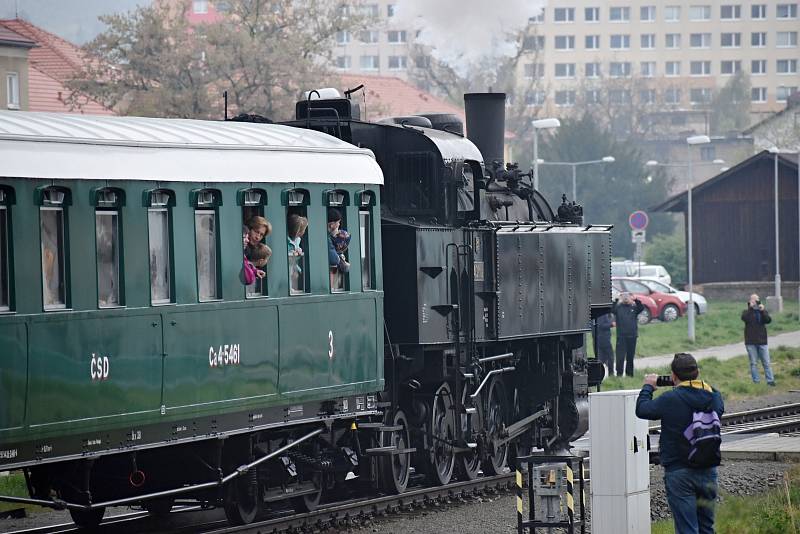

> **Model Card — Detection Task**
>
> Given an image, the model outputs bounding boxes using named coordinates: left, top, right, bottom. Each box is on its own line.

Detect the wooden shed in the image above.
left=654, top=150, right=799, bottom=285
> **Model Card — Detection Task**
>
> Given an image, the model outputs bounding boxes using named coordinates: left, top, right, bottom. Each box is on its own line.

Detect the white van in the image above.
left=611, top=261, right=671, bottom=286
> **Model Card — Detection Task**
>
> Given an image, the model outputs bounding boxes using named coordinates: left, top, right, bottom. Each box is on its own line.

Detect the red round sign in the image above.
left=629, top=210, right=649, bottom=230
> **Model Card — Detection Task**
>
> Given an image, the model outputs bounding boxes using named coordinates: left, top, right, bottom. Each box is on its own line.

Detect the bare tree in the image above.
left=69, top=0, right=371, bottom=120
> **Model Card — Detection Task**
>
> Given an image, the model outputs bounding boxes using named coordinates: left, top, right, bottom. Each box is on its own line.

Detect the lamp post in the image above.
left=538, top=156, right=616, bottom=202
left=768, top=147, right=784, bottom=312
left=646, top=138, right=722, bottom=342
left=532, top=118, right=561, bottom=191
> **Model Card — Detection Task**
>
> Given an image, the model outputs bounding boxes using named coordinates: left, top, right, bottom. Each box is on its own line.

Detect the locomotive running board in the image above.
left=0, top=427, right=324, bottom=512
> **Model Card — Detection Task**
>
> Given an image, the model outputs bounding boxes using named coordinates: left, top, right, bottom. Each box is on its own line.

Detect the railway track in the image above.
left=4, top=474, right=517, bottom=534
left=650, top=402, right=800, bottom=435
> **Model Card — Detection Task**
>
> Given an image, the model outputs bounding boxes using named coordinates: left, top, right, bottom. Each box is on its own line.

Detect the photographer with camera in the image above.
left=636, top=353, right=725, bottom=534
left=742, top=293, right=775, bottom=386
left=611, top=292, right=645, bottom=377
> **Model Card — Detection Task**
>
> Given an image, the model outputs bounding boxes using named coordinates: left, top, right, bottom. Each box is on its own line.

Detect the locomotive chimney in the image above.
left=464, top=92, right=506, bottom=166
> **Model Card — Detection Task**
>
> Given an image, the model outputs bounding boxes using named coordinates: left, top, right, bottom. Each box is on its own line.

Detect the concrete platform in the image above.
left=721, top=433, right=800, bottom=461
left=573, top=432, right=800, bottom=461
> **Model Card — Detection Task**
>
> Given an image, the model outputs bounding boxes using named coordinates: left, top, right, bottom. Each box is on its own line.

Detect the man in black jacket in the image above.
left=742, top=293, right=775, bottom=386
left=611, top=292, right=645, bottom=376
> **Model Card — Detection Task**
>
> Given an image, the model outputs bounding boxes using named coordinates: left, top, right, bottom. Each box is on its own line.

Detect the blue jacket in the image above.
left=636, top=381, right=724, bottom=471
left=328, top=234, right=340, bottom=267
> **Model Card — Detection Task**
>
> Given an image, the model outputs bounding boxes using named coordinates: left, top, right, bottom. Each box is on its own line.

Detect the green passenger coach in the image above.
left=0, top=111, right=386, bottom=525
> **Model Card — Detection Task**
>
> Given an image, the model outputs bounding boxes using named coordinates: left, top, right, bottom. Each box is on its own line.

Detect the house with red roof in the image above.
left=0, top=19, right=113, bottom=115
left=0, top=22, right=35, bottom=110
left=337, top=73, right=465, bottom=123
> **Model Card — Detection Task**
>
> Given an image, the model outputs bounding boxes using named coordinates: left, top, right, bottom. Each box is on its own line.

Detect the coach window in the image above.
left=283, top=188, right=310, bottom=295
left=356, top=190, right=376, bottom=290
left=144, top=189, right=175, bottom=305
left=36, top=186, right=71, bottom=310
left=92, top=188, right=124, bottom=308
left=238, top=188, right=269, bottom=298
left=324, top=189, right=350, bottom=293
left=0, top=187, right=13, bottom=311
left=192, top=189, right=222, bottom=301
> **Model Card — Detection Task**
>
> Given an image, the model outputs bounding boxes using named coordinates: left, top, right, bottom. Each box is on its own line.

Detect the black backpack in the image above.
left=679, top=392, right=722, bottom=468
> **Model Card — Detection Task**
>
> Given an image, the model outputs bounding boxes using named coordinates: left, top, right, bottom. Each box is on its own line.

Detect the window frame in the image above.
left=584, top=7, right=600, bottom=22
left=585, top=34, right=600, bottom=49
left=191, top=189, right=222, bottom=303
left=720, top=60, right=741, bottom=75
left=751, top=32, right=767, bottom=48
left=720, top=4, right=741, bottom=19
left=690, top=32, right=712, bottom=49
left=0, top=187, right=14, bottom=312
left=752, top=59, right=767, bottom=75
left=640, top=33, right=656, bottom=49
left=751, top=87, right=768, bottom=102
left=665, top=5, right=681, bottom=21
left=665, top=61, right=681, bottom=76
left=357, top=190, right=377, bottom=291
left=776, top=31, right=798, bottom=48
left=239, top=188, right=269, bottom=299
left=554, top=35, right=576, bottom=50
left=665, top=33, right=681, bottom=49
left=144, top=189, right=175, bottom=306
left=6, top=72, right=19, bottom=110
left=777, top=3, right=798, bottom=18
left=777, top=59, right=798, bottom=74
left=609, top=6, right=630, bottom=21
left=690, top=60, right=712, bottom=76
left=751, top=4, right=767, bottom=18
left=610, top=34, right=631, bottom=49
left=720, top=32, right=741, bottom=48
left=36, top=186, right=72, bottom=311
left=640, top=5, right=656, bottom=21
left=554, top=7, right=575, bottom=22
left=688, top=5, right=711, bottom=20
left=91, top=187, right=125, bottom=309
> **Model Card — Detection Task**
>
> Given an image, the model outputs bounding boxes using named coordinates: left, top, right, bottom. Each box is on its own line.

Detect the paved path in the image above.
left=637, top=330, right=800, bottom=370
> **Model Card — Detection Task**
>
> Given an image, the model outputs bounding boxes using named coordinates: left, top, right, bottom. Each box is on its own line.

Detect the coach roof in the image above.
left=0, top=111, right=383, bottom=185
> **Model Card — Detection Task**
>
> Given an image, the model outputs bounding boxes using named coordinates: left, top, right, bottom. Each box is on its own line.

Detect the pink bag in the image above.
left=240, top=255, right=257, bottom=285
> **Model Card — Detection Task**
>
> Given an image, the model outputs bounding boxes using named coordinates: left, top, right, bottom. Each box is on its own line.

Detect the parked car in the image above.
left=636, top=278, right=708, bottom=315
left=611, top=285, right=659, bottom=325
left=613, top=278, right=687, bottom=322
left=611, top=261, right=672, bottom=286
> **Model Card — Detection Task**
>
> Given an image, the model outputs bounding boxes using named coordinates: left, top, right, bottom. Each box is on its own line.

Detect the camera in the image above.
left=656, top=375, right=674, bottom=387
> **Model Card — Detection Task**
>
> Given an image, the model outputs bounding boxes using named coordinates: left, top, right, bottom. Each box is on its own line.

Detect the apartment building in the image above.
left=518, top=1, right=800, bottom=120
left=331, top=1, right=418, bottom=79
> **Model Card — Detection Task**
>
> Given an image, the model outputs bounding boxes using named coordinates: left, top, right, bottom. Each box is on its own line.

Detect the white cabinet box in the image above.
left=589, top=389, right=651, bottom=534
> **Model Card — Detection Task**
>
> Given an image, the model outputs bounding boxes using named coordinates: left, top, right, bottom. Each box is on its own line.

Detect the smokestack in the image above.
left=464, top=93, right=506, bottom=166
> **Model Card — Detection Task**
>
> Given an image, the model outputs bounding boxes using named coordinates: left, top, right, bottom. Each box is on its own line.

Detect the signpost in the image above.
left=629, top=211, right=649, bottom=267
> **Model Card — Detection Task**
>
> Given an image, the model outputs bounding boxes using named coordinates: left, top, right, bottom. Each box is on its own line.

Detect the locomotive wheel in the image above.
left=291, top=471, right=324, bottom=513
left=426, top=383, right=456, bottom=486
left=483, top=377, right=509, bottom=475
left=224, top=473, right=260, bottom=525
left=457, top=385, right=482, bottom=481
left=144, top=497, right=175, bottom=517
left=69, top=507, right=105, bottom=528
left=379, top=409, right=412, bottom=494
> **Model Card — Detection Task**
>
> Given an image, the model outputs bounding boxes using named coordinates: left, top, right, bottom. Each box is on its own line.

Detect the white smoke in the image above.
left=394, top=0, right=545, bottom=75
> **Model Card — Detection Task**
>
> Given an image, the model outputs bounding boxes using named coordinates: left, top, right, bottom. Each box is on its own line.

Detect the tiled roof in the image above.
left=0, top=22, right=36, bottom=48
left=338, top=74, right=465, bottom=123
left=28, top=66, right=113, bottom=115
left=0, top=19, right=84, bottom=81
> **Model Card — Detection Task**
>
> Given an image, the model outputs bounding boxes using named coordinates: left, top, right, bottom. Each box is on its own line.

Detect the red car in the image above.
left=613, top=277, right=687, bottom=322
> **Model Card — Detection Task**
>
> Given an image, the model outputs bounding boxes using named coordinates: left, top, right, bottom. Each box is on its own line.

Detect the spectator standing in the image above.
left=594, top=312, right=615, bottom=375
left=636, top=353, right=724, bottom=534
left=611, top=292, right=644, bottom=376
left=742, top=293, right=775, bottom=386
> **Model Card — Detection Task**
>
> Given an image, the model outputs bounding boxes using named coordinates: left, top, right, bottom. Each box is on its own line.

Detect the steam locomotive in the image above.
left=0, top=90, right=609, bottom=528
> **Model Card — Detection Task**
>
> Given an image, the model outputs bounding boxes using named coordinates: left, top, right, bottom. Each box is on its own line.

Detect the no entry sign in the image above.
left=628, top=210, right=649, bottom=230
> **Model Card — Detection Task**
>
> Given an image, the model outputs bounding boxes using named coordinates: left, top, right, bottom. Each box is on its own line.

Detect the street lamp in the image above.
left=532, top=118, right=561, bottom=191
left=768, top=146, right=784, bottom=312
left=537, top=156, right=616, bottom=202
left=646, top=141, right=725, bottom=342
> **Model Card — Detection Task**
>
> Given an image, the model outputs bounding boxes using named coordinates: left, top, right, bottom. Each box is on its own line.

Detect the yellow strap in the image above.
left=517, top=496, right=523, bottom=513
left=516, top=470, right=523, bottom=488
left=676, top=380, right=713, bottom=392
left=566, top=466, right=574, bottom=484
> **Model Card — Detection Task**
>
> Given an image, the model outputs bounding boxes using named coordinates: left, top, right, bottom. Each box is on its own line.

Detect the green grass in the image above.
left=589, top=301, right=800, bottom=358
left=599, top=346, right=800, bottom=402
left=0, top=472, right=40, bottom=514
left=652, top=465, right=800, bottom=533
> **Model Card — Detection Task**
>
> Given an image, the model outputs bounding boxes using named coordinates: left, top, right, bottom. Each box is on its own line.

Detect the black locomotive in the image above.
left=284, top=90, right=611, bottom=489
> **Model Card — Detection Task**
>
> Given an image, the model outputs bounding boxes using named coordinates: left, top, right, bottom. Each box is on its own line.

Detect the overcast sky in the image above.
left=0, top=0, right=151, bottom=44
